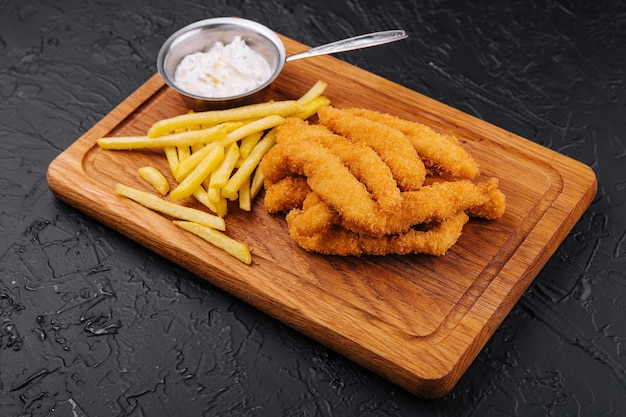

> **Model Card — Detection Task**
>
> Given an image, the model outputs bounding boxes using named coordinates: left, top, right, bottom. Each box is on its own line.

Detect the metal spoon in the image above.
left=285, top=30, right=408, bottom=62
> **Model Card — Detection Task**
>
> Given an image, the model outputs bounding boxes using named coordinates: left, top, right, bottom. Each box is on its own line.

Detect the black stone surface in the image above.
left=1, top=0, right=624, bottom=415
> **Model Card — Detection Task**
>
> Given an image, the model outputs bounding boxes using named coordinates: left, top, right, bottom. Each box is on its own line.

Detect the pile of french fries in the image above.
left=97, top=80, right=330, bottom=264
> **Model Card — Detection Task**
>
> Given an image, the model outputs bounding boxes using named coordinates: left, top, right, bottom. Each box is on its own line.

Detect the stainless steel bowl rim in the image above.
left=157, top=17, right=286, bottom=102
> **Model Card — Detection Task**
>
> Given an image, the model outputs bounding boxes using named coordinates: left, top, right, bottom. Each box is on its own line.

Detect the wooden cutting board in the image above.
left=47, top=35, right=597, bottom=398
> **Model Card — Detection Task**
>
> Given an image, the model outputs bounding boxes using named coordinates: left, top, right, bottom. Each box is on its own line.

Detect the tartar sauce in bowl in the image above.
left=157, top=17, right=286, bottom=110
left=174, top=36, right=272, bottom=98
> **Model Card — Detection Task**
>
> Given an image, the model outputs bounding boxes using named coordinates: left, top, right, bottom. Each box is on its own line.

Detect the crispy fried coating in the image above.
left=318, top=106, right=426, bottom=191
left=289, top=212, right=469, bottom=256
left=260, top=105, right=506, bottom=256
left=285, top=192, right=339, bottom=237
left=276, top=118, right=402, bottom=212
left=263, top=176, right=310, bottom=213
left=352, top=178, right=504, bottom=234
left=345, top=108, right=480, bottom=179
left=286, top=178, right=504, bottom=238
left=260, top=138, right=381, bottom=226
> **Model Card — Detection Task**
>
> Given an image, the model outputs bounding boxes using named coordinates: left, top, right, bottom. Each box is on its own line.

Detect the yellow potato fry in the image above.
left=98, top=123, right=228, bottom=150
left=215, top=194, right=229, bottom=217
left=115, top=183, right=225, bottom=230
left=219, top=115, right=284, bottom=147
left=175, top=142, right=220, bottom=182
left=138, top=166, right=170, bottom=195
left=173, top=221, right=251, bottom=264
left=238, top=175, right=251, bottom=211
left=238, top=131, right=264, bottom=162
left=209, top=143, right=240, bottom=191
left=148, top=100, right=305, bottom=138
left=202, top=173, right=211, bottom=189
left=192, top=185, right=218, bottom=213
left=163, top=146, right=179, bottom=177
left=297, top=80, right=328, bottom=104
left=221, top=128, right=277, bottom=200
left=176, top=145, right=191, bottom=163
left=170, top=144, right=225, bottom=201
left=250, top=167, right=265, bottom=199
left=207, top=185, right=220, bottom=207
left=292, top=96, right=332, bottom=120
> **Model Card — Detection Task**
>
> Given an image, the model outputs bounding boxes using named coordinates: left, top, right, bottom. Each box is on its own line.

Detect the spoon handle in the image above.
left=285, top=30, right=407, bottom=62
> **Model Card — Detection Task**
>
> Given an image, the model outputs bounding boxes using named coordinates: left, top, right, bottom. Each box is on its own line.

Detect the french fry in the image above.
left=214, top=194, right=228, bottom=217
left=238, top=131, right=264, bottom=163
left=193, top=185, right=218, bottom=213
left=137, top=166, right=170, bottom=195
left=221, top=129, right=277, bottom=200
left=170, top=144, right=225, bottom=201
left=175, top=142, right=220, bottom=182
left=207, top=184, right=220, bottom=204
left=297, top=80, right=328, bottom=104
left=238, top=175, right=252, bottom=211
left=98, top=123, right=228, bottom=150
left=250, top=168, right=265, bottom=200
left=209, top=143, right=240, bottom=191
left=292, top=96, right=332, bottom=120
left=191, top=143, right=204, bottom=153
left=147, top=100, right=305, bottom=138
left=173, top=221, right=252, bottom=264
left=100, top=81, right=331, bottom=266
left=163, top=146, right=179, bottom=177
left=207, top=184, right=229, bottom=216
left=115, top=183, right=225, bottom=230
left=219, top=115, right=284, bottom=147
left=177, top=145, right=191, bottom=163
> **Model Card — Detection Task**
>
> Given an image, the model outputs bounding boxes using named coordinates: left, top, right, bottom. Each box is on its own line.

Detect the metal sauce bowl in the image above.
left=157, top=17, right=286, bottom=111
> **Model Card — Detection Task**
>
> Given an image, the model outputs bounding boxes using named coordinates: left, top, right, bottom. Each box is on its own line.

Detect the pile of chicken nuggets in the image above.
left=259, top=105, right=506, bottom=256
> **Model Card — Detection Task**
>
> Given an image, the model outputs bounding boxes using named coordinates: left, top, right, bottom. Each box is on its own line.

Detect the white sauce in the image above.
left=174, top=36, right=272, bottom=98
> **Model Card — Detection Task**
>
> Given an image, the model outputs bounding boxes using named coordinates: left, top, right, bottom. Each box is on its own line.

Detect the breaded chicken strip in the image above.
left=318, top=106, right=426, bottom=191
left=276, top=118, right=402, bottom=212
left=260, top=105, right=506, bottom=256
left=345, top=108, right=480, bottom=179
left=260, top=138, right=382, bottom=228
left=289, top=212, right=469, bottom=256
left=337, top=178, right=505, bottom=236
left=284, top=177, right=504, bottom=238
left=285, top=192, right=340, bottom=237
left=263, top=176, right=310, bottom=213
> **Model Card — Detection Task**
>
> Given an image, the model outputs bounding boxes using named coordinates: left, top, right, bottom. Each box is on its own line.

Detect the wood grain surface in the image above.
left=46, top=35, right=597, bottom=398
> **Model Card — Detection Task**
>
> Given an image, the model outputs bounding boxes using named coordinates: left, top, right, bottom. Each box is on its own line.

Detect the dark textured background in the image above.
left=1, top=0, right=625, bottom=415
